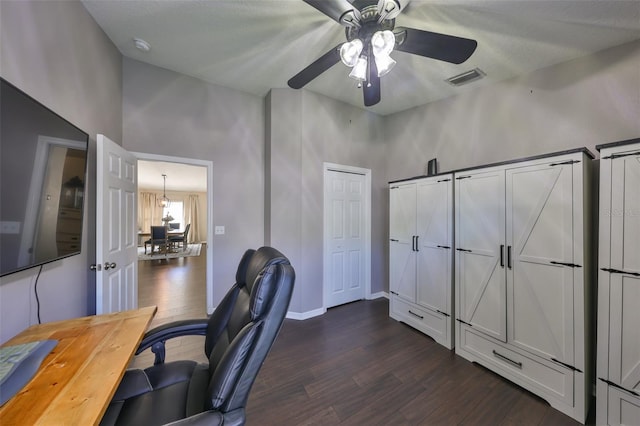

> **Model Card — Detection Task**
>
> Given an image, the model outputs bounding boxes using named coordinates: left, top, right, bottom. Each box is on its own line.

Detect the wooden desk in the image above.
left=0, top=306, right=157, bottom=425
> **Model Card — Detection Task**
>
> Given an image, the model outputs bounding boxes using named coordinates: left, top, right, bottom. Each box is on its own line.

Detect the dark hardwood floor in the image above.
left=133, top=249, right=588, bottom=425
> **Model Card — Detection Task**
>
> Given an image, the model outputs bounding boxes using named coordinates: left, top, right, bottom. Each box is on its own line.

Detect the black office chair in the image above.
left=169, top=223, right=190, bottom=251
left=144, top=225, right=167, bottom=254
left=100, top=246, right=295, bottom=426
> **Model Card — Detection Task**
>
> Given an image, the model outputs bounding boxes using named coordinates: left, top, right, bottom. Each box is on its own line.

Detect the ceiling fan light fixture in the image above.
left=375, top=53, right=396, bottom=77
left=371, top=30, right=395, bottom=57
left=349, top=55, right=368, bottom=81
left=340, top=39, right=364, bottom=67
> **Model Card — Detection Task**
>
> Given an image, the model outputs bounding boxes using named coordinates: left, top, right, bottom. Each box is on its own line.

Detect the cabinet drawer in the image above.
left=607, top=386, right=640, bottom=426
left=390, top=297, right=448, bottom=343
left=459, top=326, right=574, bottom=405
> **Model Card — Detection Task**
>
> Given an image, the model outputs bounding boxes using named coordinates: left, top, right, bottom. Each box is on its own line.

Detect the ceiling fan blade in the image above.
left=394, top=27, right=477, bottom=64
left=302, top=0, right=356, bottom=23
left=288, top=45, right=342, bottom=89
left=363, top=64, right=381, bottom=107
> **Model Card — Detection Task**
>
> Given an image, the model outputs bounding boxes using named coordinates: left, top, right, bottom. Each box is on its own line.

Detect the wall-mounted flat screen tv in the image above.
left=1, top=78, right=89, bottom=277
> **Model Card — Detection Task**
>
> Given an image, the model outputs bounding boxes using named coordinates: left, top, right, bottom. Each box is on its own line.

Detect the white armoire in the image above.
left=389, top=174, right=454, bottom=349
left=596, top=139, right=640, bottom=426
left=453, top=149, right=596, bottom=423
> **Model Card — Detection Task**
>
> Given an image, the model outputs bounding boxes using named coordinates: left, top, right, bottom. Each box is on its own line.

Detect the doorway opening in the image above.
left=134, top=152, right=214, bottom=327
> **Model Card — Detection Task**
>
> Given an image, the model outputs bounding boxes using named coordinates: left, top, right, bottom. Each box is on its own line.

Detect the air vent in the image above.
left=446, top=68, right=485, bottom=86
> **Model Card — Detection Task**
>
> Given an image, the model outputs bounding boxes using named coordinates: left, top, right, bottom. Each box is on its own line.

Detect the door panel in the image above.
left=456, top=171, right=506, bottom=341
left=609, top=274, right=640, bottom=394
left=611, top=154, right=640, bottom=274
left=507, top=163, right=574, bottom=361
left=416, top=179, right=451, bottom=313
left=326, top=170, right=366, bottom=307
left=390, top=183, right=417, bottom=302
left=96, top=135, right=138, bottom=314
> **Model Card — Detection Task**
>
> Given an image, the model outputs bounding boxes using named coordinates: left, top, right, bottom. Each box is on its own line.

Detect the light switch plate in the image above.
left=215, top=225, right=225, bottom=235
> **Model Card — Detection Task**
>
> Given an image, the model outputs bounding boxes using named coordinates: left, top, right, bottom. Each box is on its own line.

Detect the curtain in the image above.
left=138, top=192, right=163, bottom=233
left=184, top=194, right=200, bottom=243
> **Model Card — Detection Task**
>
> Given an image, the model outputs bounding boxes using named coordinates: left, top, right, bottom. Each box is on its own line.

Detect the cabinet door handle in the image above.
left=415, top=236, right=419, bottom=252
left=437, top=245, right=451, bottom=249
left=412, top=236, right=416, bottom=251
left=390, top=238, right=399, bottom=242
left=500, top=245, right=505, bottom=268
left=492, top=350, right=522, bottom=369
left=507, top=246, right=512, bottom=269
left=551, top=261, right=582, bottom=268
left=456, top=248, right=472, bottom=253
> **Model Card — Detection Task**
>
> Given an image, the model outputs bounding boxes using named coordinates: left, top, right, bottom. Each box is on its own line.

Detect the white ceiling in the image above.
left=138, top=160, right=207, bottom=193
left=82, top=0, right=640, bottom=116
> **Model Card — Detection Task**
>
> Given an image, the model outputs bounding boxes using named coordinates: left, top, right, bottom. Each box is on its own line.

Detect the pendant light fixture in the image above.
left=158, top=174, right=171, bottom=208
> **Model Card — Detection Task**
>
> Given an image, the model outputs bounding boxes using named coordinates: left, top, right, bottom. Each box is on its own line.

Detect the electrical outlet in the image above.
left=0, top=221, right=20, bottom=234
left=215, top=226, right=225, bottom=235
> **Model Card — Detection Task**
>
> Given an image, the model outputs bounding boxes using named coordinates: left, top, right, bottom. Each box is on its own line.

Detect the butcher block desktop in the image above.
left=0, top=306, right=156, bottom=425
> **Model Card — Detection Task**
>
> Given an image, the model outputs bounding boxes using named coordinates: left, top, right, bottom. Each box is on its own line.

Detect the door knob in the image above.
left=103, top=262, right=117, bottom=270
left=89, top=264, right=101, bottom=271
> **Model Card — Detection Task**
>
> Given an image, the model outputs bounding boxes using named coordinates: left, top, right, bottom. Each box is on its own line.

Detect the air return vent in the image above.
left=446, top=68, right=485, bottom=86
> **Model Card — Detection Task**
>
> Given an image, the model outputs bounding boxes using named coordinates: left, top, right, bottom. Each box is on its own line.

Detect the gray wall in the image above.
left=0, top=0, right=122, bottom=344
left=122, top=58, right=265, bottom=307
left=266, top=89, right=387, bottom=314
left=385, top=39, right=640, bottom=181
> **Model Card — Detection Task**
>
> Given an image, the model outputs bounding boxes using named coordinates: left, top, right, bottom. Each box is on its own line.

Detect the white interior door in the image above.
left=96, top=134, right=138, bottom=314
left=325, top=169, right=366, bottom=308
left=456, top=169, right=507, bottom=342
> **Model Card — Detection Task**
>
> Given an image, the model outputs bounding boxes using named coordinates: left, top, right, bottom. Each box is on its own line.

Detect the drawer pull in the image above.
left=551, top=358, right=582, bottom=373
left=437, top=245, right=451, bottom=249
left=492, top=350, right=522, bottom=369
left=408, top=310, right=424, bottom=320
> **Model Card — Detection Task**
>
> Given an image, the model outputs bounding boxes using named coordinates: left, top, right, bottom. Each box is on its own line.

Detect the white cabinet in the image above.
left=454, top=149, right=595, bottom=423
left=596, top=139, right=640, bottom=426
left=389, top=174, right=454, bottom=349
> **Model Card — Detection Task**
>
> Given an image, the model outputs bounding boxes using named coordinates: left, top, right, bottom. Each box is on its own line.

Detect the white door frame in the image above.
left=323, top=162, right=372, bottom=309
left=132, top=152, right=215, bottom=314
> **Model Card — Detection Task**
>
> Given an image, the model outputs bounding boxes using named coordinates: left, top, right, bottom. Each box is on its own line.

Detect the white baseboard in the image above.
left=368, top=291, right=388, bottom=300
left=286, top=294, right=388, bottom=320
left=286, top=307, right=326, bottom=321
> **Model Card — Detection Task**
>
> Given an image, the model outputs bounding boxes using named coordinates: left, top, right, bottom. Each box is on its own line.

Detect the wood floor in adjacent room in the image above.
left=133, top=249, right=586, bottom=425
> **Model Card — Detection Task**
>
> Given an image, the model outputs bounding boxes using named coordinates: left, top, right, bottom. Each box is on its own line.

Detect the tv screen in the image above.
left=1, top=78, right=89, bottom=277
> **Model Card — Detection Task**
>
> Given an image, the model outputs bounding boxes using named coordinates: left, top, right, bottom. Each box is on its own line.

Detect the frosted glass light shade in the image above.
left=340, top=39, right=364, bottom=67
left=349, top=56, right=368, bottom=81
left=371, top=30, right=395, bottom=56
left=375, top=53, right=396, bottom=77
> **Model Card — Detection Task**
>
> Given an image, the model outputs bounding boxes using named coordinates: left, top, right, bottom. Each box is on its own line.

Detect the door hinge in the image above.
left=436, top=309, right=450, bottom=317
left=550, top=261, right=582, bottom=268
left=598, top=378, right=640, bottom=397
left=601, top=267, right=640, bottom=277
left=549, top=160, right=580, bottom=166
left=602, top=151, right=640, bottom=160
left=551, top=358, right=582, bottom=373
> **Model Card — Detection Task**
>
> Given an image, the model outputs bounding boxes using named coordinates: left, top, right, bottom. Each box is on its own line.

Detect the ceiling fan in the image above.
left=287, top=0, right=478, bottom=107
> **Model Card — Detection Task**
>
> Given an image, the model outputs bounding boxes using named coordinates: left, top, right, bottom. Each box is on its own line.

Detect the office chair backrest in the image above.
left=202, top=246, right=294, bottom=413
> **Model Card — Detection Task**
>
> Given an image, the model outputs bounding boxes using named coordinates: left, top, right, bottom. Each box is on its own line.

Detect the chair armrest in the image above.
left=136, top=318, right=209, bottom=365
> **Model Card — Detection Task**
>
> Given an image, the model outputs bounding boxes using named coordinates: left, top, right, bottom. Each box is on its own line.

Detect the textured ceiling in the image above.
left=82, top=0, right=640, bottom=115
